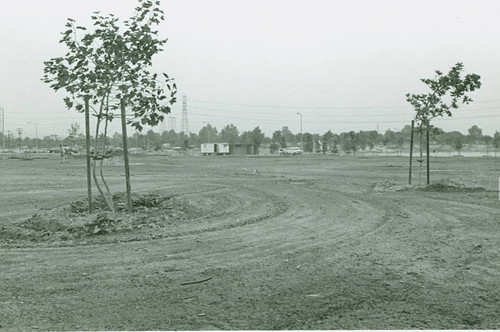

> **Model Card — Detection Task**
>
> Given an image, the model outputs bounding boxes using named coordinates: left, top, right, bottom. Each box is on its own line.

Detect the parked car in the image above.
left=280, top=147, right=302, bottom=155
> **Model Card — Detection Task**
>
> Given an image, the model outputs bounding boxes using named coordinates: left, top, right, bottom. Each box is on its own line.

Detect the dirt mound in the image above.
left=2, top=192, right=199, bottom=247
left=373, top=179, right=485, bottom=193
left=419, top=179, right=486, bottom=192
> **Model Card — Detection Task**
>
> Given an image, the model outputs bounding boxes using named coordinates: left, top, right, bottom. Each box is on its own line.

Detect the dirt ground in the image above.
left=1, top=154, right=499, bottom=330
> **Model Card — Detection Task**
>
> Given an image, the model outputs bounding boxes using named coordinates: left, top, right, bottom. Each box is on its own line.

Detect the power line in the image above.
left=189, top=99, right=410, bottom=110
left=187, top=110, right=498, bottom=124
left=187, top=104, right=500, bottom=118
left=6, top=111, right=495, bottom=127
left=189, top=97, right=500, bottom=111
left=4, top=98, right=500, bottom=118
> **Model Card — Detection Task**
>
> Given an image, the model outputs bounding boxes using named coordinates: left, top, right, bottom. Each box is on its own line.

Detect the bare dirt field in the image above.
left=1, top=154, right=499, bottom=330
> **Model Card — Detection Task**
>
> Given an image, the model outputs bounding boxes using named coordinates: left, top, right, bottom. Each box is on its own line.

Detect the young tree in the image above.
left=303, top=133, right=314, bottom=153
left=177, top=132, right=190, bottom=148
left=250, top=126, right=265, bottom=149
left=341, top=138, right=353, bottom=155
left=189, top=132, right=199, bottom=146
left=42, top=0, right=177, bottom=212
left=160, top=129, right=177, bottom=146
left=272, top=130, right=283, bottom=145
left=406, top=63, right=481, bottom=184
left=493, top=131, right=500, bottom=158
left=182, top=137, right=190, bottom=150
left=395, top=136, right=404, bottom=155
left=382, top=129, right=395, bottom=146
left=281, top=126, right=295, bottom=144
left=6, top=131, right=15, bottom=151
left=452, top=136, right=463, bottom=156
left=66, top=123, right=84, bottom=148
left=321, top=138, right=328, bottom=154
left=331, top=141, right=339, bottom=155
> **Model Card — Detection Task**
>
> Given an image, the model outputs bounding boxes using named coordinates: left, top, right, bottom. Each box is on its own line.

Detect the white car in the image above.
left=280, top=147, right=302, bottom=155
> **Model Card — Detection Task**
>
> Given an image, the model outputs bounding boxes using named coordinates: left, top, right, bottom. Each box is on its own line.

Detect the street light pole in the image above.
left=203, top=121, right=210, bottom=143
left=297, top=112, right=303, bottom=150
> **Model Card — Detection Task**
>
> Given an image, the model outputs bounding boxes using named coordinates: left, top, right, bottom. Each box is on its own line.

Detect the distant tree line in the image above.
left=1, top=123, right=499, bottom=155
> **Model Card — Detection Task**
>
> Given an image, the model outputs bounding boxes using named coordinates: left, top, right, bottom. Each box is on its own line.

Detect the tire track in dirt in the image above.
left=169, top=176, right=499, bottom=275
left=2, top=157, right=500, bottom=330
left=170, top=177, right=390, bottom=267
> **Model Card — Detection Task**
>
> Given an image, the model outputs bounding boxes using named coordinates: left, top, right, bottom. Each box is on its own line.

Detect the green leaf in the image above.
left=63, top=97, right=73, bottom=109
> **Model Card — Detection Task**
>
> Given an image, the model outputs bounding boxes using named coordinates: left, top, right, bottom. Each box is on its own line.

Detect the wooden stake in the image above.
left=409, top=120, right=414, bottom=185
left=85, top=96, right=93, bottom=214
left=120, top=98, right=132, bottom=213
left=426, top=125, right=430, bottom=185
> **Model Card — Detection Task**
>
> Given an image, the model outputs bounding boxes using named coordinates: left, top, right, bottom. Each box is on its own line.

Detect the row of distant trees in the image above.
left=1, top=123, right=499, bottom=155
left=270, top=124, right=500, bottom=155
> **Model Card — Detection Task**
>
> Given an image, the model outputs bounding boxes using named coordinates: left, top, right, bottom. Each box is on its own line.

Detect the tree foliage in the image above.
left=42, top=0, right=176, bottom=132
left=406, top=63, right=481, bottom=183
left=199, top=123, right=218, bottom=143
left=493, top=131, right=500, bottom=152
left=467, top=125, right=482, bottom=143
left=66, top=123, right=84, bottom=147
left=452, top=136, right=463, bottom=155
left=406, top=63, right=481, bottom=127
left=42, top=0, right=176, bottom=212
left=220, top=124, right=239, bottom=143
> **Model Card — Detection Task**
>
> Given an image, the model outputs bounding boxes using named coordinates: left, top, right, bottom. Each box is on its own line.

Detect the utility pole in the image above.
left=297, top=112, right=303, bottom=150
left=0, top=107, right=4, bottom=159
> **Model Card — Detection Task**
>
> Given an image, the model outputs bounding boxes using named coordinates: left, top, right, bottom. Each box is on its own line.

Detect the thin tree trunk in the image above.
left=93, top=117, right=114, bottom=212
left=99, top=100, right=113, bottom=208
left=92, top=161, right=113, bottom=211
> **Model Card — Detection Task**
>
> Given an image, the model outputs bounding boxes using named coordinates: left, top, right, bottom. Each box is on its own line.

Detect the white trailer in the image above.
left=201, top=143, right=216, bottom=155
left=201, top=143, right=230, bottom=155
left=216, top=143, right=230, bottom=154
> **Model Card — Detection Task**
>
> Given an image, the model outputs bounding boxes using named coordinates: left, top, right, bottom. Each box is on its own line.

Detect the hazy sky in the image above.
left=1, top=0, right=499, bottom=139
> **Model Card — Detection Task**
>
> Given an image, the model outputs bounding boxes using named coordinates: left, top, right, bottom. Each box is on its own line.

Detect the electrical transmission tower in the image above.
left=180, top=95, right=190, bottom=135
